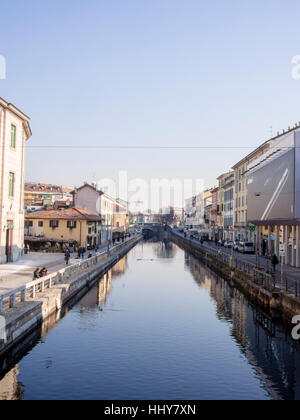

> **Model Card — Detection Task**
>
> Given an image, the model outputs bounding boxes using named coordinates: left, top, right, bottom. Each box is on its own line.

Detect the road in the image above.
left=172, top=229, right=300, bottom=296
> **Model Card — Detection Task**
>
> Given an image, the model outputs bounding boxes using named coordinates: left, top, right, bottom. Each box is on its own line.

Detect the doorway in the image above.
left=5, top=221, right=13, bottom=262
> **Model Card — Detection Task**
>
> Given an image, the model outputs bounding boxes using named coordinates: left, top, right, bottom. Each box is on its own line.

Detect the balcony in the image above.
left=234, top=222, right=247, bottom=228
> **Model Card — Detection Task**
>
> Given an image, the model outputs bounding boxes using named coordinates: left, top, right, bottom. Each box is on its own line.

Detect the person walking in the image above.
left=81, top=247, right=85, bottom=259
left=77, top=247, right=82, bottom=259
left=65, top=249, right=71, bottom=265
left=271, top=254, right=279, bottom=273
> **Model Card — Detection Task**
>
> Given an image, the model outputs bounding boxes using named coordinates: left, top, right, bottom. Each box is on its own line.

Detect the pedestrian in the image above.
left=77, top=247, right=82, bottom=259
left=200, top=238, right=204, bottom=246
left=215, top=238, right=218, bottom=246
left=65, top=249, right=71, bottom=265
left=81, top=247, right=85, bottom=259
left=271, top=254, right=279, bottom=273
left=262, top=240, right=267, bottom=257
left=33, top=268, right=40, bottom=280
left=39, top=267, right=48, bottom=277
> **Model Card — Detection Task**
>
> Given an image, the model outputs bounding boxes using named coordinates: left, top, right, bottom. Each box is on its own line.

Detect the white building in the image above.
left=185, top=193, right=204, bottom=228
left=223, top=172, right=235, bottom=240
left=0, top=97, right=31, bottom=263
left=73, top=183, right=114, bottom=245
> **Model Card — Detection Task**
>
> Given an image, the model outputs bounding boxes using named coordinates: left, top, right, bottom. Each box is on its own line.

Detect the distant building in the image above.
left=217, top=172, right=234, bottom=241
left=113, top=199, right=130, bottom=239
left=24, top=183, right=73, bottom=209
left=25, top=208, right=102, bottom=251
left=185, top=194, right=204, bottom=229
left=210, top=187, right=219, bottom=239
left=0, top=97, right=32, bottom=263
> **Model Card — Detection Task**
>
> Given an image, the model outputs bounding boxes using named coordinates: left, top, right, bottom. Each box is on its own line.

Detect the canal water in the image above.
left=0, top=240, right=300, bottom=400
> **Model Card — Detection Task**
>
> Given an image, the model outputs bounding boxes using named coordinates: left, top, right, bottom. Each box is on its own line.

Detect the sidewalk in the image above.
left=0, top=252, right=79, bottom=295
left=0, top=238, right=137, bottom=296
left=172, top=230, right=300, bottom=296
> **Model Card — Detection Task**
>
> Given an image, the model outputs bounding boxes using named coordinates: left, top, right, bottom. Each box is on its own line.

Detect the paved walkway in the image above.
left=0, top=252, right=79, bottom=295
left=0, top=238, right=137, bottom=296
left=172, top=230, right=300, bottom=296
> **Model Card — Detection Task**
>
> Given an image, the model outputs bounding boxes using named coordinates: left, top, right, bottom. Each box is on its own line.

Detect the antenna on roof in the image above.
left=269, top=126, right=273, bottom=138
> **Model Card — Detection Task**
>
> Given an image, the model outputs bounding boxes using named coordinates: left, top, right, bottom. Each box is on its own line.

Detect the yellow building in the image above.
left=113, top=199, right=130, bottom=239
left=25, top=208, right=102, bottom=251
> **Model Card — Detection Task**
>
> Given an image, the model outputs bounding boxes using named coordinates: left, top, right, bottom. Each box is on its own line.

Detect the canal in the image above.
left=0, top=239, right=300, bottom=400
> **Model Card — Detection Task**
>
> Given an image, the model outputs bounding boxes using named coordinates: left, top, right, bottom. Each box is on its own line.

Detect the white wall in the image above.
left=0, top=103, right=29, bottom=263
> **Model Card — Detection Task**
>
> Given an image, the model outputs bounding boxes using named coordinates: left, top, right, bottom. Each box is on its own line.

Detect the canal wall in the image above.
left=0, top=236, right=141, bottom=358
left=170, top=231, right=300, bottom=321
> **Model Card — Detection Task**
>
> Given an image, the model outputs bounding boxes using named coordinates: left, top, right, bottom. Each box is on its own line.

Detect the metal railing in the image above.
left=171, top=229, right=300, bottom=299
left=0, top=235, right=141, bottom=315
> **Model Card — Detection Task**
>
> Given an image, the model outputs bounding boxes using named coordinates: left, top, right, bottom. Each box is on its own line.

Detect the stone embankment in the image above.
left=171, top=230, right=300, bottom=321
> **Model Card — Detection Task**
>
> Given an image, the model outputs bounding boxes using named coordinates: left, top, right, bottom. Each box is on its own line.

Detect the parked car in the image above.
left=224, top=240, right=234, bottom=248
left=188, top=229, right=200, bottom=240
left=217, top=239, right=225, bottom=247
left=238, top=242, right=255, bottom=254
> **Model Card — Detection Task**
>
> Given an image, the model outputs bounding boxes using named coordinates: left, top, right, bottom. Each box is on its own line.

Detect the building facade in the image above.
left=232, top=137, right=273, bottom=242
left=247, top=126, right=300, bottom=267
left=24, top=183, right=73, bottom=210
left=25, top=208, right=102, bottom=250
left=223, top=172, right=235, bottom=241
left=0, top=98, right=31, bottom=263
left=113, top=199, right=130, bottom=239
left=185, top=193, right=204, bottom=229
left=73, top=183, right=116, bottom=245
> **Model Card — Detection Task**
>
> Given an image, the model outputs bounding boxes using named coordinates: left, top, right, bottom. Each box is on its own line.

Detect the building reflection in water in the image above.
left=0, top=366, right=23, bottom=400
left=153, top=239, right=177, bottom=260
left=185, top=250, right=300, bottom=400
left=80, top=255, right=128, bottom=308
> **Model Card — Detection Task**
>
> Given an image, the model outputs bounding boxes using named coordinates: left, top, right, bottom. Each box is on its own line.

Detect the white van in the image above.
left=238, top=242, right=255, bottom=254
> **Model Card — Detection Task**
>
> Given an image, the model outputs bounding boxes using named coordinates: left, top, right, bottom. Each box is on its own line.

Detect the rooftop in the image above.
left=25, top=208, right=102, bottom=221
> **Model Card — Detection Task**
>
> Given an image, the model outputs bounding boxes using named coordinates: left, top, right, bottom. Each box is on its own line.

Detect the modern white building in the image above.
left=0, top=97, right=32, bottom=263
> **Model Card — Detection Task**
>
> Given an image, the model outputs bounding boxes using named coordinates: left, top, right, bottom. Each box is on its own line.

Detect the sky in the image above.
left=1, top=0, right=300, bottom=208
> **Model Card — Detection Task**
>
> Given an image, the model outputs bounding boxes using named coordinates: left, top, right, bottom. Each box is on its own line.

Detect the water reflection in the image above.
left=80, top=256, right=128, bottom=309
left=186, top=251, right=300, bottom=400
left=1, top=241, right=300, bottom=400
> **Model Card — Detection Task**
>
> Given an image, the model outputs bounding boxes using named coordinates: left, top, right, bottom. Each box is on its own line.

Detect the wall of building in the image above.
left=25, top=218, right=89, bottom=247
left=0, top=102, right=29, bottom=263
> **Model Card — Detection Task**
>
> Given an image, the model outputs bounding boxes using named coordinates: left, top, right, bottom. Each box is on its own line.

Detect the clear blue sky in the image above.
left=1, top=0, right=300, bottom=198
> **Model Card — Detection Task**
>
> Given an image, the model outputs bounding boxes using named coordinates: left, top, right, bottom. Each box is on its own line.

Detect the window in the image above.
left=67, top=221, right=77, bottom=229
left=9, top=172, right=15, bottom=197
left=38, top=221, right=44, bottom=227
left=11, top=125, right=16, bottom=148
left=49, top=220, right=59, bottom=228
left=25, top=220, right=33, bottom=228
